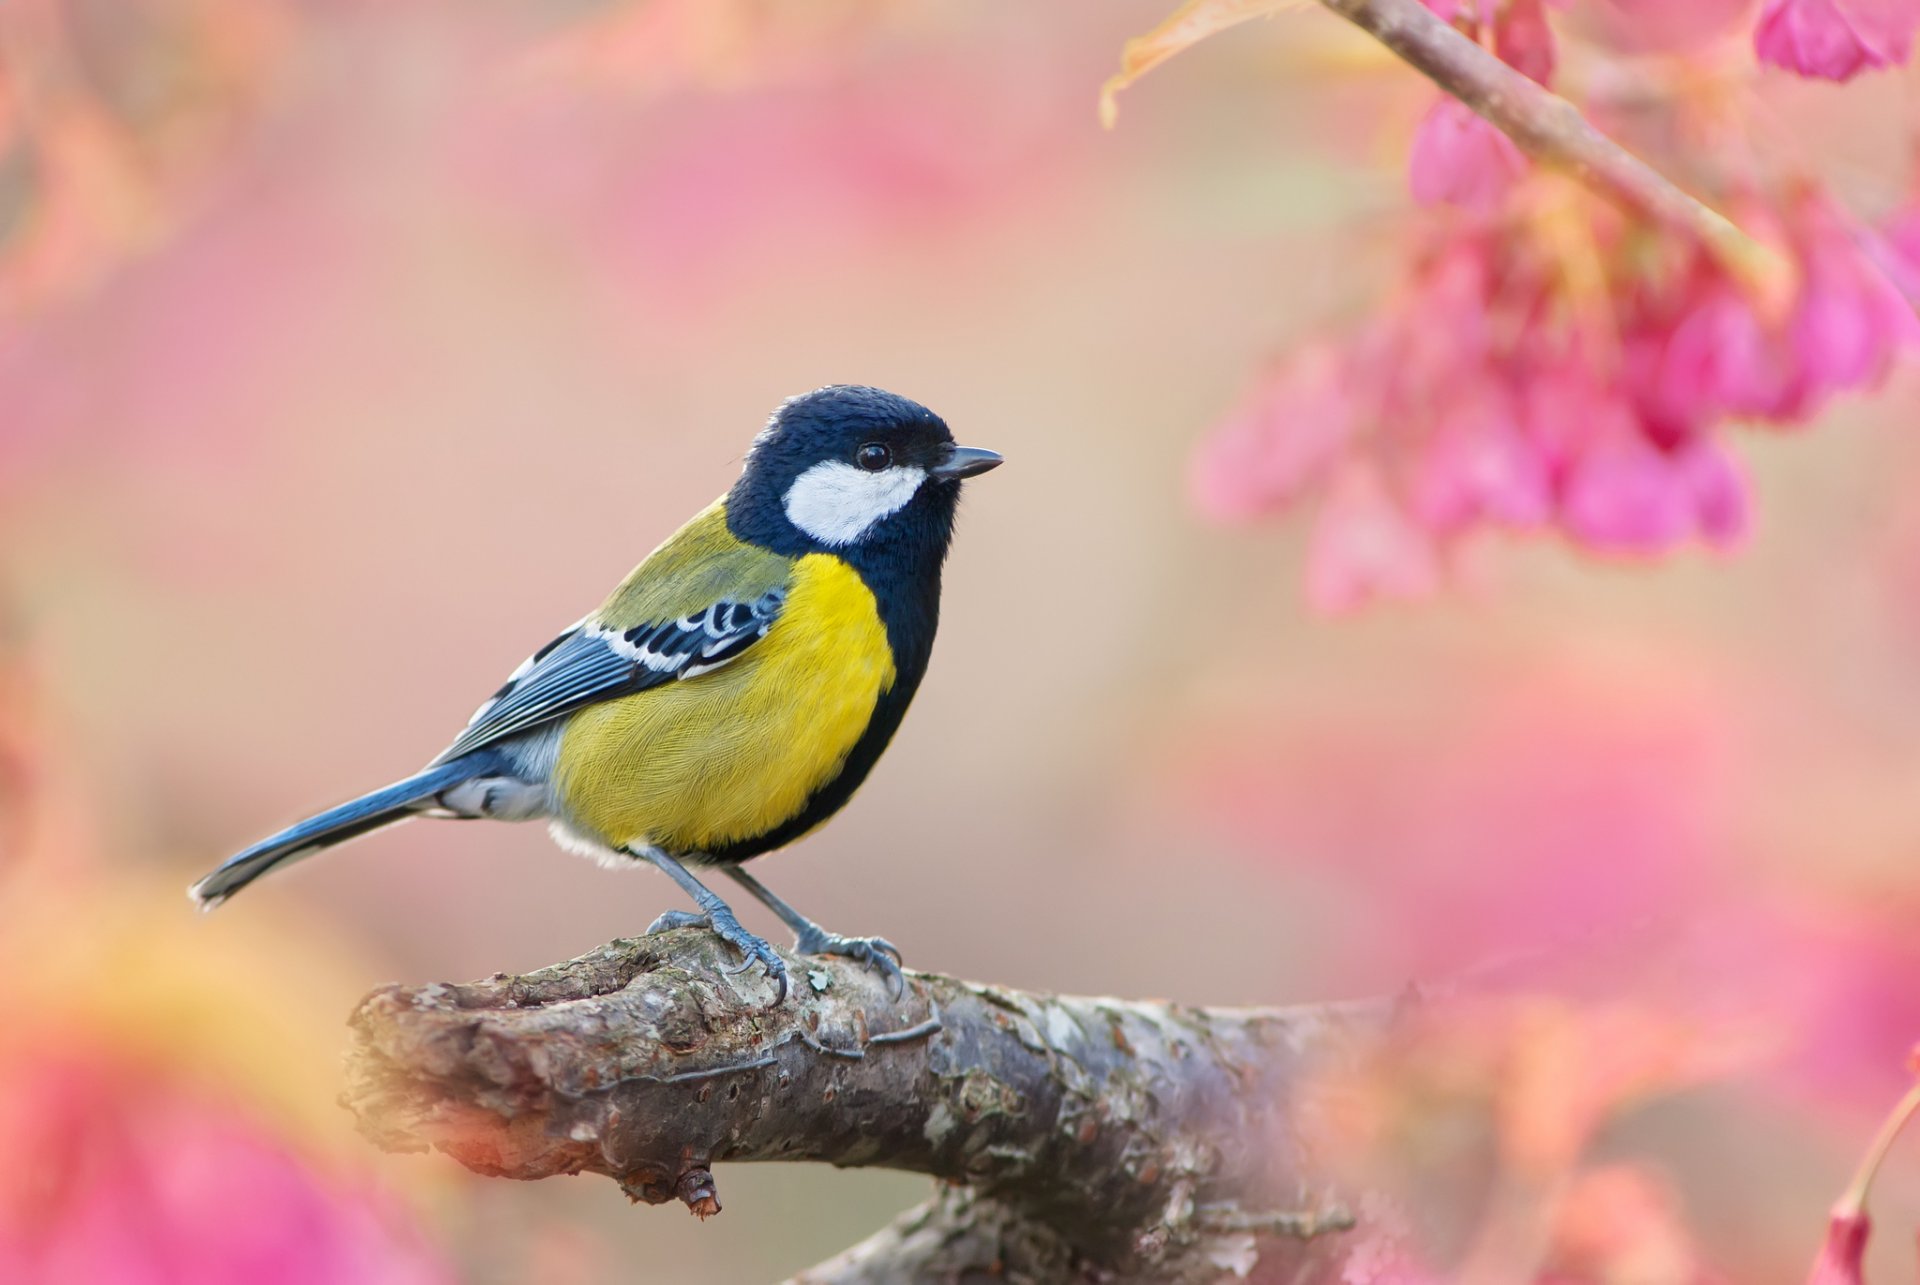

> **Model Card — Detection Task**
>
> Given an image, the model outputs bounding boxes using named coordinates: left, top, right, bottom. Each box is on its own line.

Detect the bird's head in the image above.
left=727, top=386, right=1001, bottom=556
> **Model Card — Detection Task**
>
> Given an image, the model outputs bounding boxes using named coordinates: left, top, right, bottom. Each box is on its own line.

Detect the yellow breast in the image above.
left=552, top=554, right=897, bottom=855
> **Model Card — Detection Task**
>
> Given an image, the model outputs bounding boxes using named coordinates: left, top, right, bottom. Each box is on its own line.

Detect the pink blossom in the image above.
left=1514, top=357, right=1618, bottom=475
left=1192, top=346, right=1355, bottom=519
left=1754, top=0, right=1920, bottom=81
left=1202, top=145, right=1907, bottom=607
left=1788, top=203, right=1913, bottom=401
left=1801, top=1053, right=1920, bottom=1285
left=1306, top=463, right=1441, bottom=613
left=1680, top=442, right=1750, bottom=547
left=1629, top=278, right=1799, bottom=430
left=1805, top=1209, right=1869, bottom=1285
left=1383, top=234, right=1495, bottom=391
left=1495, top=0, right=1558, bottom=84
left=1590, top=0, right=1756, bottom=53
left=1560, top=434, right=1747, bottom=555
left=1623, top=198, right=1908, bottom=434
left=0, top=1055, right=451, bottom=1285
left=1411, top=391, right=1552, bottom=532
left=1409, top=96, right=1528, bottom=213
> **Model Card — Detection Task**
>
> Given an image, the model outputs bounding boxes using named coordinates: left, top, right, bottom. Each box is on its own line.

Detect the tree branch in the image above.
left=1102, top=0, right=1789, bottom=296
left=344, top=929, right=1391, bottom=1283
left=1316, top=0, right=1788, bottom=294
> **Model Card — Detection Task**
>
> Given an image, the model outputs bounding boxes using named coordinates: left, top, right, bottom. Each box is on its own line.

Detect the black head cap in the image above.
left=726, top=386, right=1000, bottom=560
left=746, top=385, right=951, bottom=483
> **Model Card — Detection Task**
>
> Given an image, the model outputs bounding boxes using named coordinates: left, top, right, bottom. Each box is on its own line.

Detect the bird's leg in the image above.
left=723, top=866, right=904, bottom=999
left=644, top=909, right=710, bottom=932
left=632, top=847, right=788, bottom=1003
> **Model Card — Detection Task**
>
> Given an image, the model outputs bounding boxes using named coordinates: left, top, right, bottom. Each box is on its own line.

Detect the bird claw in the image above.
left=647, top=909, right=710, bottom=935
left=708, top=907, right=789, bottom=1003
left=793, top=928, right=906, bottom=1000
left=646, top=907, right=788, bottom=1003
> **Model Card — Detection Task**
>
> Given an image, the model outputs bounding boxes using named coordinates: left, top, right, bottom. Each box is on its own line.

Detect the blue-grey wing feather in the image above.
left=435, top=587, right=788, bottom=762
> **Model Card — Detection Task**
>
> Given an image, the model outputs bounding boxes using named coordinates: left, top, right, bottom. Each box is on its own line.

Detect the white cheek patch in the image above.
left=782, top=461, right=927, bottom=546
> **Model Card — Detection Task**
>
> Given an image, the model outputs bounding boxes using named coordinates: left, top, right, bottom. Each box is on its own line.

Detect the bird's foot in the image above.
left=793, top=926, right=905, bottom=1000
left=648, top=907, right=788, bottom=1003
left=646, top=909, right=709, bottom=934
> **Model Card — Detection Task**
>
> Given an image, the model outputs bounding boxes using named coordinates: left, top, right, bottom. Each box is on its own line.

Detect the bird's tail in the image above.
left=189, top=752, right=501, bottom=909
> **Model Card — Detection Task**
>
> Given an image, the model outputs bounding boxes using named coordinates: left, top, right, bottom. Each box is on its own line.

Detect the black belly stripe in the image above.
left=699, top=674, right=921, bottom=864
left=707, top=481, right=954, bottom=864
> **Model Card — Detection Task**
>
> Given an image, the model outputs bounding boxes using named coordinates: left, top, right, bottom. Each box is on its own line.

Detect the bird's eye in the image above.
left=855, top=443, right=892, bottom=472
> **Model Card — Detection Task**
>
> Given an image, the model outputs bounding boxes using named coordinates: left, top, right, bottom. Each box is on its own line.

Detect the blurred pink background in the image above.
left=4, top=1, right=1919, bottom=1280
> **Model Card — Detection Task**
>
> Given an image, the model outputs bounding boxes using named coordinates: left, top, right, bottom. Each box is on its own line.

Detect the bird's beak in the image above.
left=930, top=445, right=1003, bottom=480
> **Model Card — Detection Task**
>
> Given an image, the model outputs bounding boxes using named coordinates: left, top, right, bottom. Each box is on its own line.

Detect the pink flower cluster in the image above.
left=0, top=1054, right=452, bottom=1285
left=1198, top=190, right=1912, bottom=611
left=1195, top=0, right=1919, bottom=611
left=1805, top=1049, right=1920, bottom=1285
left=1406, top=0, right=1550, bottom=213
left=1755, top=0, right=1920, bottom=81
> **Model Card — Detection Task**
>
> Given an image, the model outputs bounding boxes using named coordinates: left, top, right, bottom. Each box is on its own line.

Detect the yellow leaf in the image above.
left=1100, top=0, right=1314, bottom=128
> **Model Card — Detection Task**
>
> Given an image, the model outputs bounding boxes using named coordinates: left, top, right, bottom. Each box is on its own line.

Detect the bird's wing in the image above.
left=436, top=501, right=793, bottom=761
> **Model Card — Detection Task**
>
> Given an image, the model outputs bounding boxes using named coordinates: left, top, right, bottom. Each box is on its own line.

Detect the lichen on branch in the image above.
left=344, top=929, right=1379, bottom=1282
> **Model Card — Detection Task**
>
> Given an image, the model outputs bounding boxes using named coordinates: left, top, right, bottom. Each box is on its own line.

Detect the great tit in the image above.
left=190, top=386, right=1002, bottom=1002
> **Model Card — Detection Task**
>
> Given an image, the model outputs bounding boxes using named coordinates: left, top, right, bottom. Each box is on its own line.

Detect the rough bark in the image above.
left=344, top=929, right=1392, bottom=1283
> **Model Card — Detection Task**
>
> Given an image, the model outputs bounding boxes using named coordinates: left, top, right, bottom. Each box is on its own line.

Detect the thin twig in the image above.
left=1315, top=0, right=1790, bottom=295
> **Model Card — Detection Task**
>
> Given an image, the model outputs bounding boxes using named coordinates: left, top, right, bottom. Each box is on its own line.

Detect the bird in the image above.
left=189, top=385, right=1002, bottom=1002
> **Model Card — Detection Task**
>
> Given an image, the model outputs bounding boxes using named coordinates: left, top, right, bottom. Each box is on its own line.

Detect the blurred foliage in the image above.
left=1, top=0, right=1918, bottom=1281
